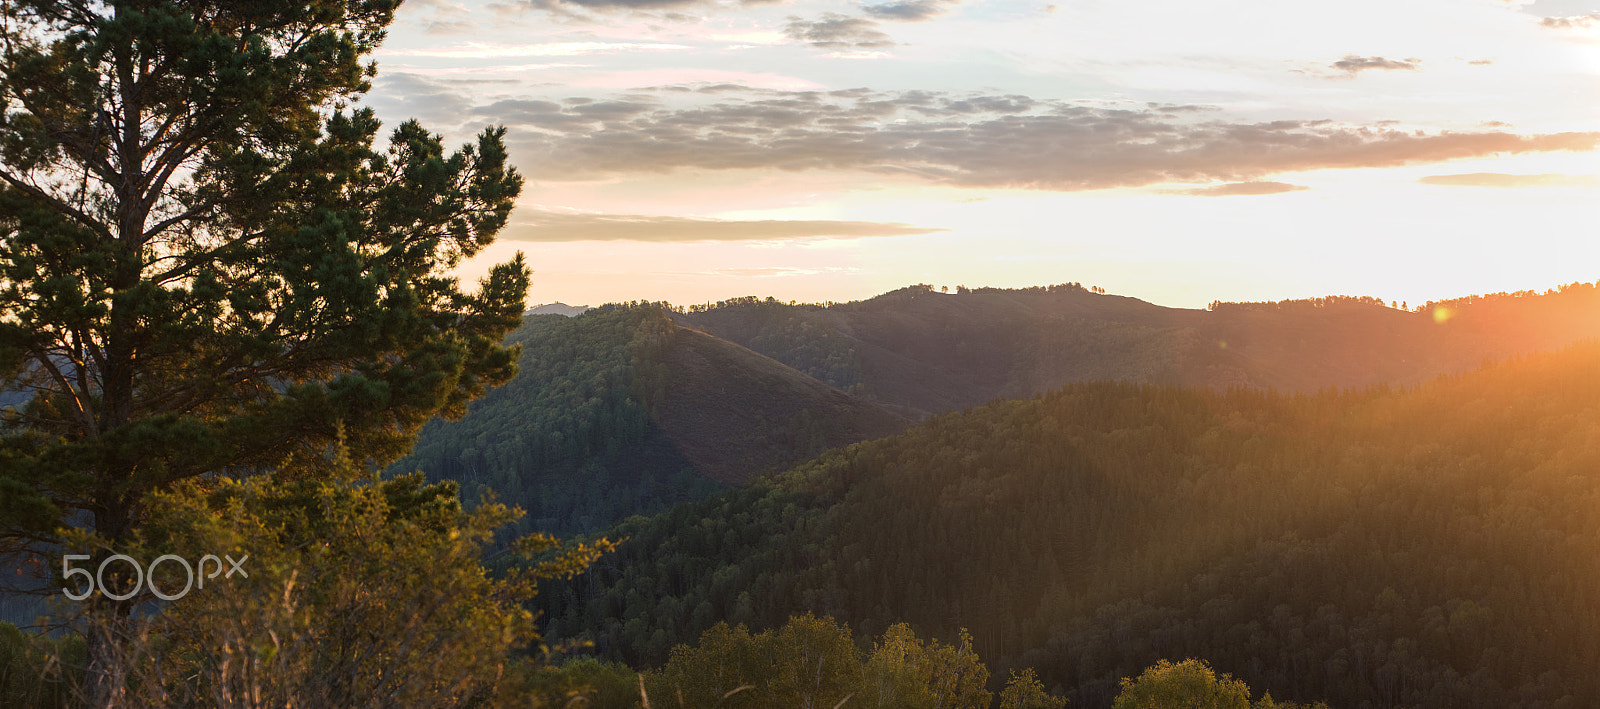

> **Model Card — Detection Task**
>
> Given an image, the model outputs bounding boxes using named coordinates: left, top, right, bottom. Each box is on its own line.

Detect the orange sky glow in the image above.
left=363, top=0, right=1600, bottom=310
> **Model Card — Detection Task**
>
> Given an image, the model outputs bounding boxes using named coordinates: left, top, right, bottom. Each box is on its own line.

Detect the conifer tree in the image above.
left=0, top=0, right=527, bottom=699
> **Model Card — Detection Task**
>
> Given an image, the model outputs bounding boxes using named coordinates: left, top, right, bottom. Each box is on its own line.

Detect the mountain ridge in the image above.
left=676, top=281, right=1600, bottom=412
left=403, top=280, right=1600, bottom=537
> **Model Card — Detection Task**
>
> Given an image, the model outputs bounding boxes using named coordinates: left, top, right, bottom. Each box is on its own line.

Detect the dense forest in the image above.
left=539, top=340, right=1600, bottom=709
left=393, top=305, right=906, bottom=535
left=13, top=0, right=1592, bottom=705
left=397, top=282, right=1600, bottom=538
left=11, top=285, right=1598, bottom=706
left=393, top=306, right=701, bottom=536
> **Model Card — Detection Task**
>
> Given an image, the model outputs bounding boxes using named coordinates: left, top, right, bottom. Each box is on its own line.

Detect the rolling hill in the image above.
left=541, top=340, right=1600, bottom=708
left=393, top=305, right=909, bottom=535
left=398, top=280, right=1600, bottom=539
left=677, top=282, right=1600, bottom=414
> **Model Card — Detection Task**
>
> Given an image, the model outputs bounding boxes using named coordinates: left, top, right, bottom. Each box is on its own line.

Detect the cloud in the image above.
left=861, top=0, right=958, bottom=21
left=408, top=81, right=1600, bottom=191
left=1331, top=55, right=1421, bottom=74
left=420, top=19, right=477, bottom=34
left=1417, top=173, right=1600, bottom=187
left=365, top=73, right=480, bottom=127
left=506, top=208, right=947, bottom=241
left=496, top=0, right=772, bottom=13
left=1539, top=14, right=1600, bottom=29
left=401, top=0, right=481, bottom=33
left=501, top=0, right=689, bottom=10
left=376, top=72, right=472, bottom=103
left=784, top=13, right=895, bottom=49
left=1178, top=181, right=1310, bottom=196
left=378, top=41, right=693, bottom=58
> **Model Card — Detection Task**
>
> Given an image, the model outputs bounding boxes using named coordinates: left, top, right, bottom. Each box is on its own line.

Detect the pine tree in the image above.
left=0, top=0, right=527, bottom=701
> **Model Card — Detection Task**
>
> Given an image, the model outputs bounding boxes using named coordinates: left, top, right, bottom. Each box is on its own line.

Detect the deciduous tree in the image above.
left=998, top=668, right=1067, bottom=709
left=1112, top=659, right=1251, bottom=709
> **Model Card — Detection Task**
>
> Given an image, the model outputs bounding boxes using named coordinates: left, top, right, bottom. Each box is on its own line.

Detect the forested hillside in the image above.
left=542, top=341, right=1600, bottom=708
left=390, top=281, right=1600, bottom=537
left=394, top=282, right=1600, bottom=536
left=678, top=282, right=1600, bottom=414
left=393, top=306, right=907, bottom=535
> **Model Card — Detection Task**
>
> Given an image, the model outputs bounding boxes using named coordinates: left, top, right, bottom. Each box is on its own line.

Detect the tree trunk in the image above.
left=84, top=503, right=136, bottom=707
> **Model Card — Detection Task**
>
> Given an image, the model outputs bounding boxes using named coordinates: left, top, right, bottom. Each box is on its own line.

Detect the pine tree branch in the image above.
left=0, top=169, right=109, bottom=237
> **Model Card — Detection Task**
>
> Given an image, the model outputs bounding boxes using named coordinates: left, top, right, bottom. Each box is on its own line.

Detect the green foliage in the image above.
left=765, top=613, right=864, bottom=708
left=1109, top=659, right=1331, bottom=709
left=544, top=342, right=1600, bottom=708
left=0, top=621, right=81, bottom=708
left=0, top=0, right=527, bottom=549
left=646, top=614, right=988, bottom=709
left=998, top=668, right=1067, bottom=709
left=397, top=304, right=906, bottom=536
left=50, top=445, right=612, bottom=708
left=651, top=621, right=766, bottom=707
left=1112, top=659, right=1250, bottom=709
left=862, top=624, right=936, bottom=708
left=1249, top=693, right=1330, bottom=709
left=648, top=614, right=861, bottom=709
left=1, top=2, right=527, bottom=698
left=494, top=658, right=641, bottom=709
left=861, top=623, right=989, bottom=709
left=395, top=307, right=721, bottom=536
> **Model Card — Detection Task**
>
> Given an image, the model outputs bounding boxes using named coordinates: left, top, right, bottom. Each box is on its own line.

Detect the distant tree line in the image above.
left=1208, top=279, right=1600, bottom=313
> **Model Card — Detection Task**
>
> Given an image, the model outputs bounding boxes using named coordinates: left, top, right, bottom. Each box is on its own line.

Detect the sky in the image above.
left=361, top=0, right=1600, bottom=310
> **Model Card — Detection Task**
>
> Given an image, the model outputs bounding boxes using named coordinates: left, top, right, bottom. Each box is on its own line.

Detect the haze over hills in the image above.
left=391, top=280, right=1600, bottom=705
left=677, top=281, right=1600, bottom=415
left=401, top=281, right=1600, bottom=536
left=541, top=340, right=1600, bottom=709
left=527, top=302, right=591, bottom=317
left=648, top=325, right=910, bottom=484
left=394, top=306, right=907, bottom=535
